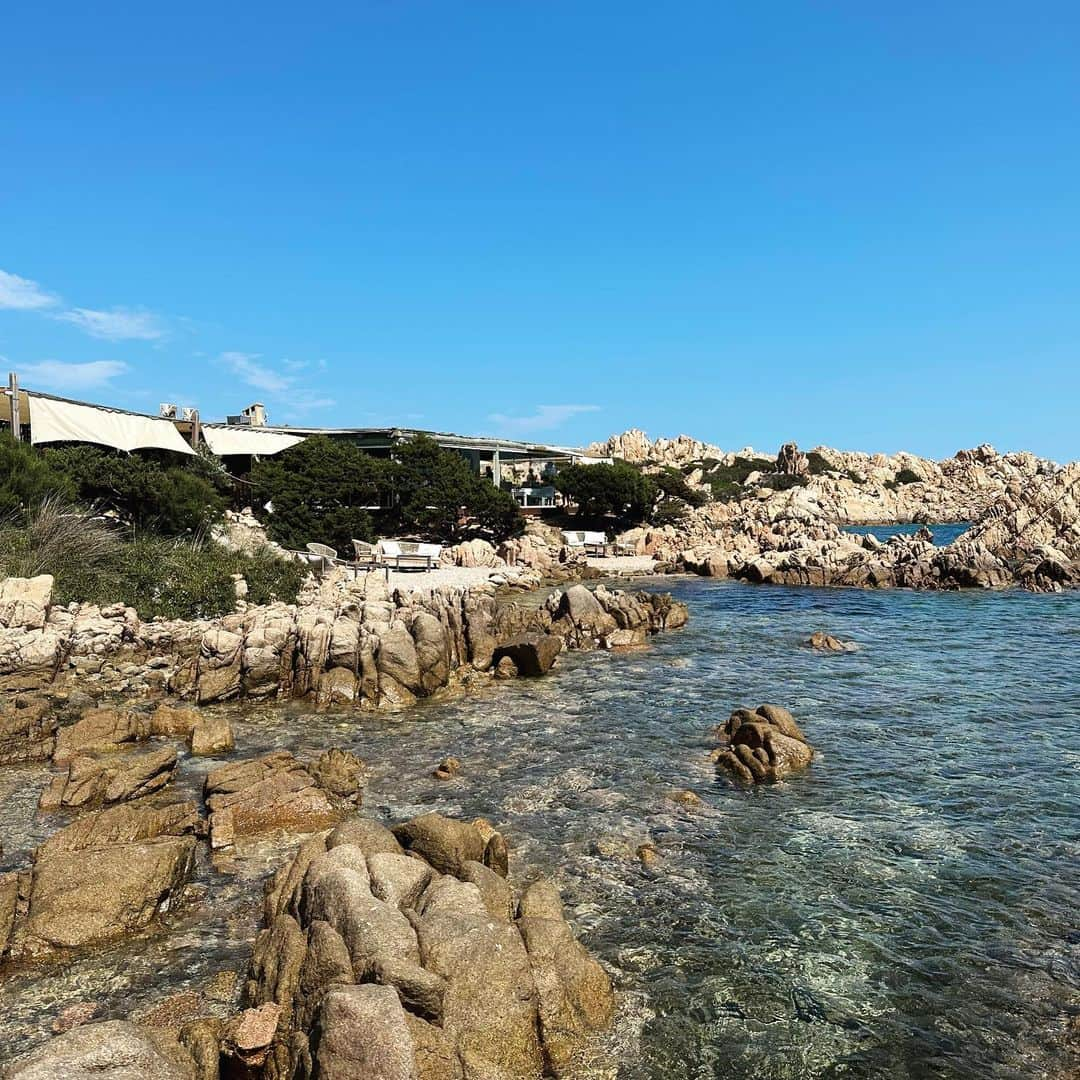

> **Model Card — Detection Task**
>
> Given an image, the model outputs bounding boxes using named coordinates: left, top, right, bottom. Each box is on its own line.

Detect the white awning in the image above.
left=28, top=394, right=196, bottom=455
left=202, top=426, right=305, bottom=457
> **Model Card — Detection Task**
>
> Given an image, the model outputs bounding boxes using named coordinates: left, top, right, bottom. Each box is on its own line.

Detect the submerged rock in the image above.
left=807, top=631, right=855, bottom=652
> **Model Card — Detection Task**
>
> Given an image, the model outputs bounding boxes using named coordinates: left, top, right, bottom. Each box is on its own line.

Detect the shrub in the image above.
left=0, top=502, right=305, bottom=620
left=652, top=467, right=710, bottom=509
left=41, top=444, right=227, bottom=536
left=805, top=451, right=833, bottom=476
left=0, top=497, right=120, bottom=600
left=0, top=434, right=76, bottom=515
left=895, top=468, right=921, bottom=485
left=700, top=456, right=776, bottom=502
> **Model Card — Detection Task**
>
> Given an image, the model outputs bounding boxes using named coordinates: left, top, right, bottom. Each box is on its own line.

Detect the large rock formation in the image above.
left=0, top=575, right=688, bottom=704
left=244, top=812, right=614, bottom=1079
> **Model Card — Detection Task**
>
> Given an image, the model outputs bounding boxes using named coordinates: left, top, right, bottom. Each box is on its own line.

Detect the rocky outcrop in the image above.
left=203, top=750, right=360, bottom=850
left=713, top=704, right=814, bottom=784
left=5, top=1020, right=199, bottom=1079
left=39, top=745, right=178, bottom=811
left=587, top=428, right=732, bottom=466
left=0, top=574, right=687, bottom=707
left=0, top=695, right=57, bottom=764
left=242, top=812, right=614, bottom=1079
left=776, top=441, right=809, bottom=477
left=8, top=832, right=196, bottom=960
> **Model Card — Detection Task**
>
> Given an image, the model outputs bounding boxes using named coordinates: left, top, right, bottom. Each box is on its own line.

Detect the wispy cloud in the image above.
left=20, top=359, right=130, bottom=391
left=56, top=306, right=167, bottom=341
left=0, top=269, right=58, bottom=311
left=221, top=351, right=293, bottom=394
left=488, top=403, right=601, bottom=436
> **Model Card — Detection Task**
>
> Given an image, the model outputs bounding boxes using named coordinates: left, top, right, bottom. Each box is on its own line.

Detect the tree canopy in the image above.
left=250, top=435, right=523, bottom=552
left=553, top=461, right=654, bottom=527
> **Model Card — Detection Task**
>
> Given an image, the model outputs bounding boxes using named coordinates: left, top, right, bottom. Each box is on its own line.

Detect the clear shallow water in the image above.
left=1, top=578, right=1078, bottom=1077
left=843, top=522, right=971, bottom=545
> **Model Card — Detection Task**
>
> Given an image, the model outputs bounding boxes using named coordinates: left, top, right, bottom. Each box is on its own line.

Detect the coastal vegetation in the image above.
left=0, top=435, right=302, bottom=619
left=250, top=434, right=523, bottom=551
left=0, top=497, right=304, bottom=619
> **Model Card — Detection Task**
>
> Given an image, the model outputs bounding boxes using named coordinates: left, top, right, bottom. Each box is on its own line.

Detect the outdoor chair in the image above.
left=352, top=539, right=380, bottom=571
left=377, top=539, right=442, bottom=571
left=305, top=542, right=345, bottom=575
left=582, top=530, right=609, bottom=556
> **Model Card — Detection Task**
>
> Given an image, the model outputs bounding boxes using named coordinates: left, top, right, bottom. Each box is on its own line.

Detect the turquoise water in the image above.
left=1, top=578, right=1078, bottom=1076
left=843, top=522, right=970, bottom=545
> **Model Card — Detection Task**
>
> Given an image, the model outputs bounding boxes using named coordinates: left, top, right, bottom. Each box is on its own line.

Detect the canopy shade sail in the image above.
left=28, top=394, right=196, bottom=455
left=201, top=426, right=305, bottom=456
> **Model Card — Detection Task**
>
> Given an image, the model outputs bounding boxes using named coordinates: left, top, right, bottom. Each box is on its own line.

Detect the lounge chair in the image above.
left=352, top=539, right=380, bottom=571
left=305, top=542, right=346, bottom=575
left=562, top=530, right=608, bottom=556
left=377, top=539, right=443, bottom=571
left=582, top=530, right=608, bottom=556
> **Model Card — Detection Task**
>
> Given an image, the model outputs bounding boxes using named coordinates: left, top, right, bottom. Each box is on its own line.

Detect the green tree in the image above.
left=250, top=435, right=523, bottom=550
left=391, top=436, right=522, bottom=542
left=554, top=461, right=654, bottom=525
left=250, top=436, right=385, bottom=552
left=41, top=444, right=226, bottom=536
left=0, top=434, right=76, bottom=516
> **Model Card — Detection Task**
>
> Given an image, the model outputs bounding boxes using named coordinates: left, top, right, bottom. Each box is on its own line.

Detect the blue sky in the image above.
left=2, top=2, right=1078, bottom=460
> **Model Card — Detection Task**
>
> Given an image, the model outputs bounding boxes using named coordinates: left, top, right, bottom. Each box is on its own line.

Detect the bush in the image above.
left=251, top=435, right=523, bottom=551
left=0, top=502, right=305, bottom=620
left=554, top=461, right=654, bottom=525
left=41, top=444, right=227, bottom=536
left=0, top=434, right=76, bottom=515
left=895, top=468, right=921, bottom=485
left=700, top=456, right=776, bottom=502
left=652, top=467, right=710, bottom=509
left=805, top=451, right=833, bottom=476
left=0, top=497, right=120, bottom=599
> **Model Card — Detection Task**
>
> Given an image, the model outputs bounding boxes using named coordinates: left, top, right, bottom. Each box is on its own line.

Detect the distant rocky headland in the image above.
left=589, top=430, right=1080, bottom=591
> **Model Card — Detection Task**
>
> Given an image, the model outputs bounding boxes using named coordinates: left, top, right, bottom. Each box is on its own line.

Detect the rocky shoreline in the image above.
left=596, top=436, right=1080, bottom=593
left=0, top=575, right=688, bottom=1077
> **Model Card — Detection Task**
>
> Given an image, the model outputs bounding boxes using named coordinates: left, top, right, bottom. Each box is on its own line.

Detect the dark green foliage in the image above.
left=41, top=444, right=227, bottom=536
left=758, top=473, right=808, bottom=492
left=554, top=461, right=654, bottom=525
left=0, top=498, right=305, bottom=619
left=249, top=436, right=384, bottom=552
left=0, top=434, right=76, bottom=515
left=391, top=436, right=522, bottom=542
left=805, top=451, right=833, bottom=476
left=652, top=467, right=710, bottom=509
left=895, top=468, right=922, bottom=485
left=250, top=434, right=523, bottom=551
left=699, top=456, right=776, bottom=502
left=649, top=498, right=688, bottom=526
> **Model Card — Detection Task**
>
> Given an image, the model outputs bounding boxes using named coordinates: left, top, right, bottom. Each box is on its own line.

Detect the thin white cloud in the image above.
left=0, top=269, right=58, bottom=311
left=489, top=403, right=601, bottom=436
left=56, top=306, right=166, bottom=341
left=20, top=359, right=130, bottom=391
left=221, top=351, right=293, bottom=394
